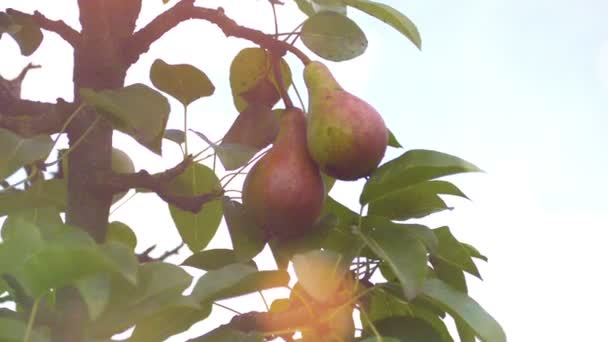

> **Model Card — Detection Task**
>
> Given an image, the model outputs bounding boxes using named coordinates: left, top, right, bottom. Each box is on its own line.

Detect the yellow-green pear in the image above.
left=304, top=61, right=388, bottom=180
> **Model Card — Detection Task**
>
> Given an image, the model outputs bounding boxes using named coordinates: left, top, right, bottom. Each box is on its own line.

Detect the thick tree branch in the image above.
left=6, top=9, right=80, bottom=47
left=0, top=97, right=74, bottom=136
left=100, top=157, right=223, bottom=213
left=127, top=0, right=311, bottom=66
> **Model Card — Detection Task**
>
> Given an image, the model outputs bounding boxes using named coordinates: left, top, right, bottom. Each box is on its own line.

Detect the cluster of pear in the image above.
left=243, top=61, right=388, bottom=240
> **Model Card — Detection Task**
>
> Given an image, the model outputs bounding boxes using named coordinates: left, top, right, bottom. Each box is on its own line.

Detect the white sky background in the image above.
left=1, top=0, right=608, bottom=341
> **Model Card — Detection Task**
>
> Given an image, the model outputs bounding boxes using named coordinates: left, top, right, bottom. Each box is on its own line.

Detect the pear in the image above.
left=242, top=108, right=325, bottom=240
left=304, top=61, right=388, bottom=180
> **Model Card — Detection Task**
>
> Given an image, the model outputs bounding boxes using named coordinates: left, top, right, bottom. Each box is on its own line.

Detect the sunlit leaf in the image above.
left=81, top=84, right=170, bottom=155
left=0, top=128, right=52, bottom=181
left=150, top=59, right=215, bottom=106
left=344, top=0, right=421, bottom=49
left=230, top=47, right=292, bottom=111
left=167, top=163, right=223, bottom=252
left=301, top=11, right=367, bottom=61
left=292, top=249, right=348, bottom=302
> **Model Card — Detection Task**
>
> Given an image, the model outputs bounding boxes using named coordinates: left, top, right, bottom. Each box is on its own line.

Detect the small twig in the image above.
left=137, top=242, right=183, bottom=263
left=5, top=9, right=80, bottom=47
left=271, top=52, right=293, bottom=108
left=214, top=302, right=242, bottom=315
left=158, top=242, right=185, bottom=260
left=100, top=156, right=223, bottom=213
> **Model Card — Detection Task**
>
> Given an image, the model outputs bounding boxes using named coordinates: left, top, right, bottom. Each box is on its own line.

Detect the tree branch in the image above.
left=127, top=0, right=311, bottom=66
left=6, top=9, right=80, bottom=47
left=99, top=157, right=223, bottom=213
left=0, top=97, right=75, bottom=136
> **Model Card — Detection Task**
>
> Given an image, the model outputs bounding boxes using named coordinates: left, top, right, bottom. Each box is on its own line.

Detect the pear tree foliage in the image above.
left=0, top=1, right=505, bottom=341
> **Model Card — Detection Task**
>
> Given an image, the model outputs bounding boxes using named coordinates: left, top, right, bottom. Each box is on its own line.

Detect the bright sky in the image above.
left=1, top=0, right=607, bottom=341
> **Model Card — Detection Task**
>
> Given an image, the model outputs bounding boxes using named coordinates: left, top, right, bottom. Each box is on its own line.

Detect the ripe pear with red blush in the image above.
left=304, top=61, right=388, bottom=180
left=242, top=108, right=325, bottom=240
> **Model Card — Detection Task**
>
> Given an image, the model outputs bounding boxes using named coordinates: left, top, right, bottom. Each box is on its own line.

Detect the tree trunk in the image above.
left=55, top=1, right=141, bottom=341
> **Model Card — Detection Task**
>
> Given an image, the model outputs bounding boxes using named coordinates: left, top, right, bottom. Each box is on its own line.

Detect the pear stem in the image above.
left=271, top=52, right=294, bottom=108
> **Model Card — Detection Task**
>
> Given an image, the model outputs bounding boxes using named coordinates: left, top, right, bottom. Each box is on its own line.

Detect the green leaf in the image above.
left=356, top=223, right=427, bottom=300
left=130, top=296, right=211, bottom=342
left=269, top=213, right=339, bottom=270
left=363, top=216, right=437, bottom=253
left=0, top=318, right=50, bottom=342
left=6, top=12, right=43, bottom=56
left=223, top=197, right=266, bottom=260
left=150, top=59, right=215, bottom=106
left=362, top=149, right=481, bottom=204
left=75, top=274, right=111, bottom=320
left=164, top=129, right=186, bottom=145
left=191, top=263, right=256, bottom=303
left=81, top=84, right=170, bottom=155
left=367, top=180, right=468, bottom=220
left=362, top=287, right=453, bottom=342
left=295, top=0, right=316, bottom=16
left=0, top=128, right=52, bottom=181
left=1, top=207, right=62, bottom=241
left=363, top=316, right=445, bottom=342
left=167, top=163, right=223, bottom=252
left=430, top=257, right=467, bottom=294
left=182, top=249, right=256, bottom=271
left=19, top=238, right=137, bottom=296
left=344, top=0, right=421, bottom=49
left=91, top=262, right=193, bottom=336
left=311, top=0, right=348, bottom=14
left=191, top=128, right=260, bottom=171
left=301, top=11, right=367, bottom=62
left=0, top=218, right=44, bottom=276
left=463, top=243, right=488, bottom=262
left=129, top=262, right=192, bottom=307
left=433, top=227, right=480, bottom=279
left=422, top=278, right=506, bottom=342
left=292, top=249, right=348, bottom=303
left=359, top=338, right=400, bottom=342
left=0, top=180, right=67, bottom=217
left=211, top=270, right=290, bottom=301
left=229, top=48, right=292, bottom=111
left=192, top=263, right=289, bottom=303
left=100, top=242, right=138, bottom=285
left=189, top=326, right=263, bottom=342
left=388, top=130, right=402, bottom=148
left=106, top=221, right=137, bottom=250
left=219, top=104, right=279, bottom=170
